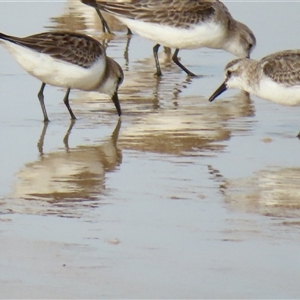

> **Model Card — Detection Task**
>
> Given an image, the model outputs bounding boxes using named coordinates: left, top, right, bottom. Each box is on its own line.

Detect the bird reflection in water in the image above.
left=43, top=0, right=256, bottom=158
left=122, top=33, right=171, bottom=73
left=119, top=91, right=255, bottom=156
left=208, top=164, right=300, bottom=221
left=37, top=120, right=76, bottom=155
left=6, top=120, right=122, bottom=217
left=49, top=0, right=128, bottom=34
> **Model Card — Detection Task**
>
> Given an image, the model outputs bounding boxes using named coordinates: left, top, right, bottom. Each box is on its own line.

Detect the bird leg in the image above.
left=95, top=8, right=114, bottom=35
left=153, top=44, right=163, bottom=77
left=63, top=88, right=77, bottom=120
left=37, top=82, right=50, bottom=122
left=172, top=49, right=196, bottom=77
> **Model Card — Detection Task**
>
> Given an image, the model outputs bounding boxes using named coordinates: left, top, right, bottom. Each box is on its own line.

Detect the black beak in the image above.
left=112, top=92, right=122, bottom=116
left=208, top=82, right=228, bottom=102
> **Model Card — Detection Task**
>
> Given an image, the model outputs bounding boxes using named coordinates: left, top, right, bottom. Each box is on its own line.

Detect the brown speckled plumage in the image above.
left=82, top=0, right=233, bottom=29
left=0, top=31, right=104, bottom=68
left=261, top=50, right=300, bottom=86
left=81, top=0, right=255, bottom=77
left=210, top=49, right=300, bottom=108
left=0, top=30, right=123, bottom=120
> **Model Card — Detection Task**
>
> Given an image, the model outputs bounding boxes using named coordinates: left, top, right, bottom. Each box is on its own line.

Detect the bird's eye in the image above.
left=248, top=43, right=253, bottom=50
left=227, top=70, right=232, bottom=77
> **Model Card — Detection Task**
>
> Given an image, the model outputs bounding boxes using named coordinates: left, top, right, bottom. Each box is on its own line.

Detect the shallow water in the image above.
left=1, top=1, right=300, bottom=298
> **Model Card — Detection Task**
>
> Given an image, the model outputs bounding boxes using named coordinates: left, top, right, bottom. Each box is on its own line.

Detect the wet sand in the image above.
left=0, top=1, right=300, bottom=298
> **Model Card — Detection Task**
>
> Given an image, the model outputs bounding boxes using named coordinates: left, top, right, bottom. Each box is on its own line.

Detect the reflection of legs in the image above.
left=163, top=47, right=172, bottom=65
left=124, top=34, right=132, bottom=66
left=111, top=118, right=122, bottom=146
left=63, top=119, right=76, bottom=150
left=153, top=76, right=162, bottom=109
left=95, top=8, right=114, bottom=35
left=153, top=44, right=162, bottom=77
left=37, top=122, right=49, bottom=156
left=172, top=49, right=196, bottom=77
left=63, top=88, right=77, bottom=120
left=37, top=82, right=50, bottom=123
left=111, top=118, right=122, bottom=164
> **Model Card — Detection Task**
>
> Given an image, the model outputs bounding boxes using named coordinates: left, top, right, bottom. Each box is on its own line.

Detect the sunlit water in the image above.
left=0, top=1, right=300, bottom=298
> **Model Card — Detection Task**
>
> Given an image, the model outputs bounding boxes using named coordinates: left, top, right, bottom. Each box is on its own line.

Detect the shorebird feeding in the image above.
left=0, top=31, right=123, bottom=122
left=209, top=50, right=300, bottom=106
left=81, top=0, right=256, bottom=77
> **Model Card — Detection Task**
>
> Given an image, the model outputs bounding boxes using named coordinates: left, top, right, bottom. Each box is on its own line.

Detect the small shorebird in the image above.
left=81, top=0, right=256, bottom=77
left=209, top=50, right=300, bottom=106
left=0, top=31, right=124, bottom=122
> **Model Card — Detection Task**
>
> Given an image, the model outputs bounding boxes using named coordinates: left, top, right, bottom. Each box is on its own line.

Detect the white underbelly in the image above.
left=118, top=17, right=225, bottom=49
left=1, top=41, right=105, bottom=91
left=257, top=78, right=300, bottom=106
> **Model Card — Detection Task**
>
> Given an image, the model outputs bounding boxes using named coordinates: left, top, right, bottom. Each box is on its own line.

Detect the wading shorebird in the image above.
left=209, top=50, right=300, bottom=135
left=0, top=31, right=124, bottom=122
left=81, top=0, right=256, bottom=77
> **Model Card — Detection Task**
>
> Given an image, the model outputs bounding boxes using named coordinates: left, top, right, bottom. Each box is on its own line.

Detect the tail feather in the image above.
left=0, top=32, right=13, bottom=42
